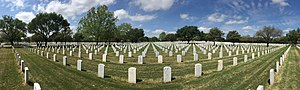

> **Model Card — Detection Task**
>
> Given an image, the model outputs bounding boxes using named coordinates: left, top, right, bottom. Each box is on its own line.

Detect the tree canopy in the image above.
left=128, top=28, right=145, bottom=43
left=207, top=27, right=224, bottom=45
left=255, top=26, right=282, bottom=47
left=226, top=30, right=241, bottom=44
left=28, top=12, right=70, bottom=46
left=176, top=26, right=200, bottom=43
left=78, top=5, right=118, bottom=44
left=0, top=15, right=27, bottom=45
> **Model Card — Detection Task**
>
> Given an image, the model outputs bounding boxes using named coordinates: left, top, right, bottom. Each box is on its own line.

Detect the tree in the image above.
left=159, top=32, right=166, bottom=41
left=165, top=34, right=177, bottom=42
left=73, top=32, right=84, bottom=42
left=31, top=34, right=43, bottom=46
left=207, top=27, right=224, bottom=45
left=28, top=12, right=70, bottom=46
left=116, top=23, right=132, bottom=42
left=286, top=28, right=300, bottom=45
left=128, top=28, right=144, bottom=43
left=226, top=30, right=241, bottom=45
left=194, top=31, right=206, bottom=41
left=78, top=5, right=117, bottom=44
left=255, top=26, right=282, bottom=47
left=0, top=15, right=27, bottom=45
left=176, top=26, right=200, bottom=43
left=149, top=37, right=159, bottom=42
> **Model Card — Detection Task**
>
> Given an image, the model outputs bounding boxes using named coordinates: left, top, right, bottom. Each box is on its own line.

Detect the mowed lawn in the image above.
left=270, top=46, right=300, bottom=90
left=3, top=45, right=300, bottom=89
left=0, top=48, right=31, bottom=89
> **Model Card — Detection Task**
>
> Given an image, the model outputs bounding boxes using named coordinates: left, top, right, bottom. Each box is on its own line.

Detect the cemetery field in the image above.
left=0, top=48, right=31, bottom=89
left=8, top=42, right=295, bottom=90
left=270, top=46, right=300, bottom=90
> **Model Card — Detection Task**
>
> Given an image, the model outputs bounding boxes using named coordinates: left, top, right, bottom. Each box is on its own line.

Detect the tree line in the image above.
left=0, top=5, right=299, bottom=47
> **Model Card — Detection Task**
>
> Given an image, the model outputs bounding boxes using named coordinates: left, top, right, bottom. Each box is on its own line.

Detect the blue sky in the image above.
left=0, top=0, right=299, bottom=37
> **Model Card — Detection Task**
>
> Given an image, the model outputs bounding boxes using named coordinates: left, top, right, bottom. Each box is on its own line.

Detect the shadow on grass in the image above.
left=137, top=79, right=143, bottom=83
left=27, top=80, right=34, bottom=86
left=104, top=75, right=111, bottom=78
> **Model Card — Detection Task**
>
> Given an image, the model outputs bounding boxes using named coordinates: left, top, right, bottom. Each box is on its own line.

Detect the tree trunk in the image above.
left=10, top=41, right=14, bottom=46
left=213, top=41, right=216, bottom=46
left=267, top=42, right=269, bottom=47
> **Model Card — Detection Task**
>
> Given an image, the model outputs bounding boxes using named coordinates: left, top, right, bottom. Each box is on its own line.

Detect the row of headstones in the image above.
left=12, top=47, right=41, bottom=90
left=256, top=46, right=290, bottom=90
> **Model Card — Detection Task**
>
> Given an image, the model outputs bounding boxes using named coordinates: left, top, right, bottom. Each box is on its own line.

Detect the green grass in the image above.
left=270, top=46, right=300, bottom=90
left=2, top=43, right=295, bottom=89
left=0, top=48, right=31, bottom=89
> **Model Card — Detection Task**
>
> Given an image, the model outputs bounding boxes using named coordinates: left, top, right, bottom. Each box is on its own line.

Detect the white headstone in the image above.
left=256, top=85, right=264, bottom=90
left=276, top=61, right=279, bottom=72
left=252, top=53, right=255, bottom=59
left=77, top=60, right=82, bottom=71
left=53, top=54, right=56, bottom=62
left=195, top=63, right=202, bottom=77
left=194, top=54, right=198, bottom=61
left=63, top=56, right=67, bottom=66
left=244, top=55, right=248, bottom=62
left=116, top=51, right=119, bottom=56
left=119, top=55, right=124, bottom=63
left=142, top=52, right=146, bottom=57
left=89, top=53, right=93, bottom=60
left=270, top=69, right=274, bottom=85
left=208, top=53, right=212, bottom=59
left=233, top=57, right=237, bottom=66
left=158, top=55, right=163, bottom=63
left=177, top=55, right=182, bottom=62
left=46, top=52, right=49, bottom=59
left=98, top=64, right=105, bottom=78
left=163, top=66, right=172, bottom=82
left=219, top=52, right=223, bottom=58
left=128, top=67, right=136, bottom=83
left=24, top=67, right=29, bottom=83
left=21, top=60, right=24, bottom=72
left=102, top=54, right=107, bottom=62
left=169, top=51, right=173, bottom=56
left=228, top=51, right=232, bottom=56
left=138, top=55, right=143, bottom=64
left=217, top=60, right=223, bottom=71
left=78, top=52, right=81, bottom=58
left=34, top=83, right=41, bottom=90
left=182, top=51, right=186, bottom=56
left=128, top=52, right=132, bottom=57
left=70, top=51, right=73, bottom=56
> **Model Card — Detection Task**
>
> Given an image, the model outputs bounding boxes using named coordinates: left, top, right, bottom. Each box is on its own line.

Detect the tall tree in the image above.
left=116, top=23, right=132, bottom=42
left=159, top=32, right=166, bottom=41
left=255, top=26, right=282, bottom=47
left=226, top=30, right=241, bottom=45
left=176, top=26, right=200, bottom=43
left=207, top=27, right=224, bottom=45
left=165, top=34, right=177, bottom=42
left=78, top=5, right=117, bottom=44
left=286, top=28, right=300, bottom=45
left=0, top=15, right=27, bottom=45
left=28, top=12, right=70, bottom=46
left=73, top=32, right=84, bottom=42
left=128, top=28, right=144, bottom=43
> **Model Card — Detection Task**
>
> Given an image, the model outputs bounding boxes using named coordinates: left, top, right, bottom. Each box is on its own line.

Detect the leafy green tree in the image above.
left=116, top=23, right=132, bottom=42
left=194, top=31, right=206, bottom=41
left=176, top=26, right=200, bottom=43
left=159, top=32, right=166, bottom=41
left=0, top=15, right=27, bottom=45
left=207, top=27, right=224, bottom=45
left=128, top=28, right=144, bottom=43
left=165, top=34, right=177, bottom=42
left=73, top=32, right=84, bottom=42
left=31, top=34, right=44, bottom=46
left=255, top=26, right=282, bottom=47
left=78, top=5, right=117, bottom=44
left=149, top=37, right=159, bottom=42
left=286, top=28, right=300, bottom=45
left=28, top=12, right=70, bottom=46
left=226, top=30, right=241, bottom=45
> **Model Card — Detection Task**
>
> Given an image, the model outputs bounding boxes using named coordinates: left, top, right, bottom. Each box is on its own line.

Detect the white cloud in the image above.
left=114, top=9, right=156, bottom=22
left=208, top=13, right=226, bottom=22
left=1, top=0, right=25, bottom=10
left=272, top=0, right=289, bottom=7
left=131, top=0, right=175, bottom=12
left=225, top=19, right=248, bottom=24
left=180, top=14, right=196, bottom=21
left=198, top=27, right=211, bottom=33
left=38, top=0, right=115, bottom=19
left=15, top=11, right=35, bottom=23
left=242, top=26, right=257, bottom=31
